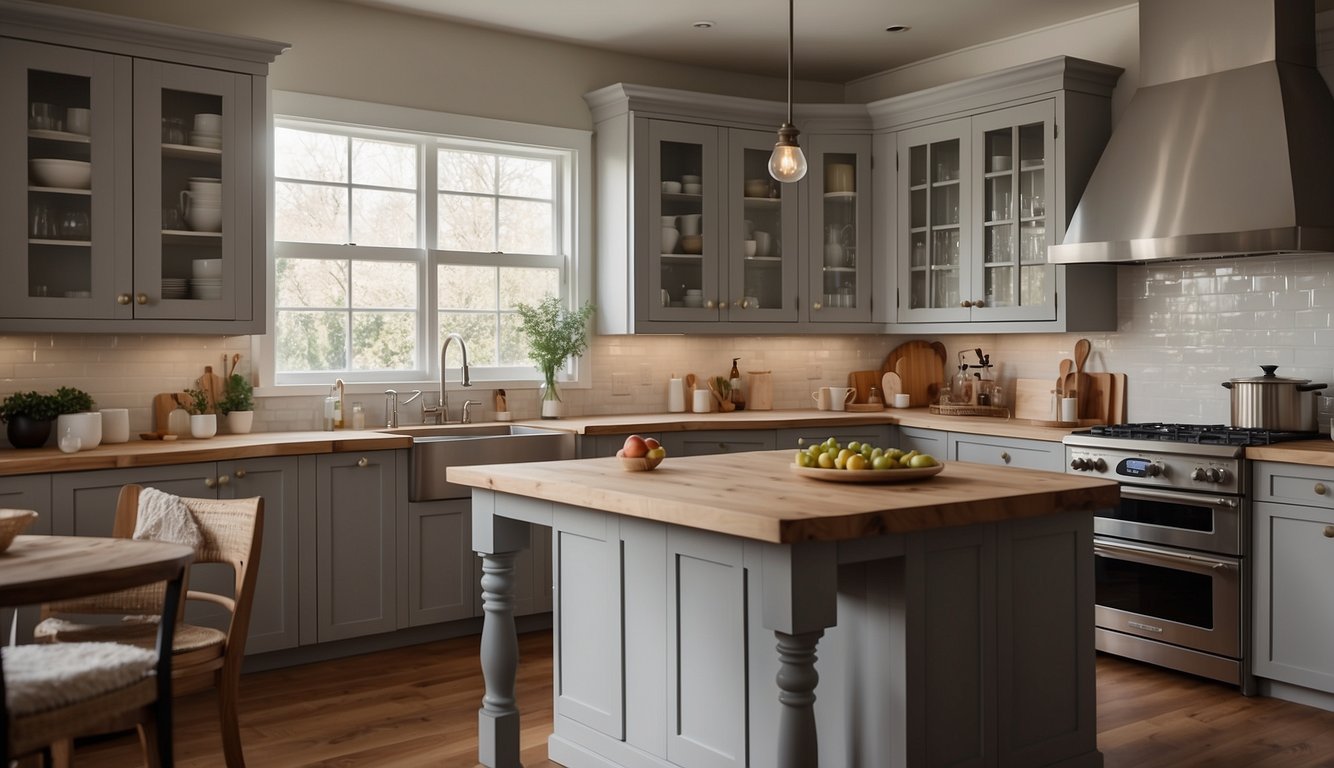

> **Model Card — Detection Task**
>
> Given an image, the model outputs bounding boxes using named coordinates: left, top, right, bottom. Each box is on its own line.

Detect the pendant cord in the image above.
left=786, top=0, right=794, bottom=124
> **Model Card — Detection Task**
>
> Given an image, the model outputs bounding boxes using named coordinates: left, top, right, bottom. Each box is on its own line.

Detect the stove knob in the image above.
left=1070, top=458, right=1087, bottom=471
left=1191, top=467, right=1207, bottom=482
left=1146, top=462, right=1164, bottom=477
left=1206, top=467, right=1228, bottom=484
left=1093, top=458, right=1107, bottom=472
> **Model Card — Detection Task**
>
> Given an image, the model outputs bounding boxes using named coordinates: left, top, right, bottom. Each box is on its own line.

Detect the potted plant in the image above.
left=0, top=391, right=59, bottom=448
left=52, top=387, right=99, bottom=451
left=513, top=297, right=595, bottom=419
left=218, top=373, right=255, bottom=434
left=184, top=387, right=216, bottom=439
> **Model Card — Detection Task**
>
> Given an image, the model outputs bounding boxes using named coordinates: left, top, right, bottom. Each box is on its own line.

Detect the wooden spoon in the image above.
left=1073, top=338, right=1091, bottom=374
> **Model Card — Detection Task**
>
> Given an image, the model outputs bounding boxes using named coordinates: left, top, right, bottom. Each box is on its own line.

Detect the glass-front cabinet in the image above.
left=726, top=128, right=798, bottom=322
left=807, top=134, right=872, bottom=322
left=0, top=5, right=282, bottom=333
left=898, top=120, right=971, bottom=322
left=647, top=120, right=720, bottom=322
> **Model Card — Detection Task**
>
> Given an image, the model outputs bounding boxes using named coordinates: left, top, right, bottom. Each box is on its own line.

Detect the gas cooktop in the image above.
left=1075, top=423, right=1318, bottom=447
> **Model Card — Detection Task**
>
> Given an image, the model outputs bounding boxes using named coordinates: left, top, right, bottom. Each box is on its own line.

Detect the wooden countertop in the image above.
left=494, top=408, right=1081, bottom=442
left=1246, top=440, right=1334, bottom=467
left=0, top=431, right=411, bottom=477
left=449, top=449, right=1119, bottom=544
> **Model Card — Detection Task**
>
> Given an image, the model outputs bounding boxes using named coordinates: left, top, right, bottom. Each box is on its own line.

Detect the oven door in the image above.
left=1095, top=486, right=1241, bottom=555
left=1093, top=538, right=1241, bottom=658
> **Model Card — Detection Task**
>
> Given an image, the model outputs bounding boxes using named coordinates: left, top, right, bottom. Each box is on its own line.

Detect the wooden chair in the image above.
left=34, top=486, right=264, bottom=767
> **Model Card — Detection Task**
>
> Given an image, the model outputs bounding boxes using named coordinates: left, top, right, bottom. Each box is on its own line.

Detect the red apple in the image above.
left=645, top=437, right=661, bottom=450
left=622, top=435, right=649, bottom=458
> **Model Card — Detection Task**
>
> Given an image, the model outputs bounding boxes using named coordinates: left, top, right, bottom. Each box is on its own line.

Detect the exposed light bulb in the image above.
left=768, top=124, right=807, bottom=183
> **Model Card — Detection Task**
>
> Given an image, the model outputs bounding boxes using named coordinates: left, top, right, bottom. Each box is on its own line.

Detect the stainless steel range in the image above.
left=1064, top=424, right=1317, bottom=695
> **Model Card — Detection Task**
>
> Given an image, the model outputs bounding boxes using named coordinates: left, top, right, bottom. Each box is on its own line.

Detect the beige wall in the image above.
left=44, top=0, right=843, bottom=129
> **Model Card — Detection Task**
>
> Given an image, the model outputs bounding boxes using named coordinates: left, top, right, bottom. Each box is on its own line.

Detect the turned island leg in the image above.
left=474, top=506, right=531, bottom=768
left=775, top=629, right=825, bottom=768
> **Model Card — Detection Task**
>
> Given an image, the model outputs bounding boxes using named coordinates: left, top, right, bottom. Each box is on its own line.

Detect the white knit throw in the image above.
left=132, top=487, right=203, bottom=551
left=2, top=642, right=157, bottom=715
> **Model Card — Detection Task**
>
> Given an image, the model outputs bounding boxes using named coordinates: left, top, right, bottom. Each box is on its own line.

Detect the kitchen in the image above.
left=6, top=0, right=1334, bottom=766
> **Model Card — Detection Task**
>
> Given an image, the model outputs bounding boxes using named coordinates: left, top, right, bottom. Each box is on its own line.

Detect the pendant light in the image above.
left=768, top=0, right=807, bottom=183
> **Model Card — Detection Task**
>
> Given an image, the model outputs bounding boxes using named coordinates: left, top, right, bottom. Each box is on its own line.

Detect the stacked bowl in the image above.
left=181, top=177, right=222, bottom=232
left=191, top=113, right=222, bottom=149
left=191, top=258, right=222, bottom=300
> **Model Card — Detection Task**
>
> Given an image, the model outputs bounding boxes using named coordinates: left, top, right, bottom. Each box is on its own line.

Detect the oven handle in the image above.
left=1093, top=538, right=1239, bottom=574
left=1117, top=486, right=1237, bottom=509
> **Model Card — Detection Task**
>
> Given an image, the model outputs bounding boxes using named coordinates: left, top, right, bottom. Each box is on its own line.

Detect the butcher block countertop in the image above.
left=1246, top=440, right=1334, bottom=467
left=0, top=431, right=411, bottom=477
left=449, top=449, right=1119, bottom=544
left=500, top=408, right=1081, bottom=442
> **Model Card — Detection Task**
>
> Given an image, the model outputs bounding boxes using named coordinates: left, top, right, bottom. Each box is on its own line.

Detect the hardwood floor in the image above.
left=79, top=631, right=1334, bottom=767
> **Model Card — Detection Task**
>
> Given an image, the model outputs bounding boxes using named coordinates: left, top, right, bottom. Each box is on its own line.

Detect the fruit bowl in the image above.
left=0, top=509, right=39, bottom=553
left=619, top=454, right=664, bottom=471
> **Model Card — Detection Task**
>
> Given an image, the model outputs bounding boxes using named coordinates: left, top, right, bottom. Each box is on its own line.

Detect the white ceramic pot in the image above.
left=662, top=227, right=679, bottom=254
left=57, top=412, right=101, bottom=451
left=190, top=413, right=217, bottom=439
left=226, top=410, right=254, bottom=434
left=99, top=408, right=130, bottom=444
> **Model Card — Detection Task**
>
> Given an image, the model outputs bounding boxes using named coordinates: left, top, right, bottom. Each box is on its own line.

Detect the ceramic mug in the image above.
left=811, top=388, right=830, bottom=410
left=677, top=213, right=702, bottom=236
left=825, top=386, right=856, bottom=411
left=65, top=107, right=90, bottom=135
left=753, top=231, right=771, bottom=257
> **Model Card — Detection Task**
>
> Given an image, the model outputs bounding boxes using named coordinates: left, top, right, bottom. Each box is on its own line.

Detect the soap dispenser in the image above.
left=729, top=358, right=745, bottom=410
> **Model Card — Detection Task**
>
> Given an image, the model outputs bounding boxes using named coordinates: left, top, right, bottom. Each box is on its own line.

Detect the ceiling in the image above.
left=337, top=0, right=1137, bottom=83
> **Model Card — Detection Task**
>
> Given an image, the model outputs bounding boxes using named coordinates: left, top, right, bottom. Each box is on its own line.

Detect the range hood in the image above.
left=1049, top=0, right=1334, bottom=264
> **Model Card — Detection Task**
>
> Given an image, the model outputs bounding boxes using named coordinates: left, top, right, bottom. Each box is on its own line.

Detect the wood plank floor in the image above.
left=78, top=630, right=1334, bottom=767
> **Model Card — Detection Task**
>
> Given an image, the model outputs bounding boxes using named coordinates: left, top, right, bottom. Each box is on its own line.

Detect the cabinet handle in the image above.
left=718, top=300, right=728, bottom=309
left=705, top=299, right=716, bottom=309
left=1316, top=483, right=1327, bottom=496
left=972, top=300, right=986, bottom=308
left=234, top=468, right=246, bottom=479
left=217, top=474, right=230, bottom=485
left=1324, top=526, right=1334, bottom=538
left=1000, top=451, right=1011, bottom=464
left=357, top=457, right=369, bottom=468
left=116, top=293, right=131, bottom=305
left=204, top=477, right=217, bottom=488
left=812, top=302, right=822, bottom=311
left=960, top=300, right=971, bottom=308
left=135, top=293, right=148, bottom=305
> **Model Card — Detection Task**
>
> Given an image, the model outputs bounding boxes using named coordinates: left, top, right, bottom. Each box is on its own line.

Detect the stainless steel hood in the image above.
left=1049, top=0, right=1334, bottom=264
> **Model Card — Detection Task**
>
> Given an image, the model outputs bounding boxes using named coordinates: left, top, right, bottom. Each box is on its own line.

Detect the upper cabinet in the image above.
left=585, top=84, right=874, bottom=335
left=0, top=1, right=286, bottom=333
left=873, top=57, right=1124, bottom=333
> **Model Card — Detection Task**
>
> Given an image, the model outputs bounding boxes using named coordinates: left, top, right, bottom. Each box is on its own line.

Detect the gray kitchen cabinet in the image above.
left=662, top=428, right=776, bottom=457
left=50, top=458, right=299, bottom=651
left=776, top=425, right=893, bottom=451
left=898, top=426, right=948, bottom=457
left=584, top=83, right=877, bottom=335
left=0, top=474, right=52, bottom=642
left=309, top=450, right=400, bottom=643
left=1254, top=461, right=1334, bottom=696
left=402, top=499, right=475, bottom=627
left=579, top=431, right=667, bottom=459
left=949, top=432, right=1064, bottom=473
left=873, top=56, right=1122, bottom=333
left=0, top=2, right=284, bottom=333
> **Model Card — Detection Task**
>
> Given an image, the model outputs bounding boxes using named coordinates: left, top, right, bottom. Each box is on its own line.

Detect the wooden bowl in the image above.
left=619, top=454, right=664, bottom=471
left=679, top=234, right=703, bottom=254
left=0, top=509, right=38, bottom=553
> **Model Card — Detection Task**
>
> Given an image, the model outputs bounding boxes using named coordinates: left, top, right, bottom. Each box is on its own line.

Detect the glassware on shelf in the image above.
left=29, top=202, right=52, bottom=239
left=161, top=117, right=187, bottom=145
left=59, top=211, right=89, bottom=240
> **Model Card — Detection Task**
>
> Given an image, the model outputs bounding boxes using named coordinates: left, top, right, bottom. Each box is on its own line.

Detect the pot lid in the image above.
left=1228, top=365, right=1310, bottom=384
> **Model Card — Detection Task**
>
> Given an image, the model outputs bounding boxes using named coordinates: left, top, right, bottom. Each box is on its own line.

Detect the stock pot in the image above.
left=1221, top=365, right=1326, bottom=431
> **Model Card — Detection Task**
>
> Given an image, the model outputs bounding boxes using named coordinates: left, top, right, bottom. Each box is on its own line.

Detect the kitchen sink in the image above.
left=383, top=424, right=576, bottom=501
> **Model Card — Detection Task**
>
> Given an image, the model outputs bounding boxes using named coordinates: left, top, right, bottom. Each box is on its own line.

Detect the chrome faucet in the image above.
left=440, top=333, right=472, bottom=423
left=384, top=389, right=422, bottom=429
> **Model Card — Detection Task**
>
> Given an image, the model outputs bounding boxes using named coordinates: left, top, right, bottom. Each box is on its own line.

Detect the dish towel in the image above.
left=132, top=487, right=203, bottom=551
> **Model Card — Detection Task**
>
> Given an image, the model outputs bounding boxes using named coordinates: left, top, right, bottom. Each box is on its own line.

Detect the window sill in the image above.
left=254, top=378, right=588, bottom=399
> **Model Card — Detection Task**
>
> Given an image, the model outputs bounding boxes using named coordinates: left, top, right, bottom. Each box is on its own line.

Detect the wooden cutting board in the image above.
left=1110, top=372, right=1127, bottom=423
left=885, top=341, right=945, bottom=407
left=152, top=392, right=189, bottom=433
left=847, top=370, right=881, bottom=404
left=881, top=371, right=903, bottom=404
left=197, top=365, right=223, bottom=413
left=1014, top=378, right=1056, bottom=421
left=1085, top=372, right=1113, bottom=422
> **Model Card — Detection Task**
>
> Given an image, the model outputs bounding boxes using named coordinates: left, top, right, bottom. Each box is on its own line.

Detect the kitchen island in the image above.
left=450, top=450, right=1119, bottom=768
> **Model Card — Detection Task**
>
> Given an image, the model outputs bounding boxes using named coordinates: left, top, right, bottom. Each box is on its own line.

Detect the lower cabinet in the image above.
left=663, top=429, right=777, bottom=456
left=898, top=426, right=949, bottom=456
left=898, top=426, right=1064, bottom=472
left=0, top=475, right=52, bottom=641
left=776, top=425, right=892, bottom=450
left=402, top=499, right=475, bottom=627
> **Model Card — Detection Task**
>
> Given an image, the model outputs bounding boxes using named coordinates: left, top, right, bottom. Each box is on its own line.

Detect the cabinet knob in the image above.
left=812, top=302, right=822, bottom=311
left=204, top=477, right=217, bottom=488
left=1324, top=525, right=1334, bottom=538
left=797, top=437, right=807, bottom=446
left=357, top=457, right=369, bottom=468
left=1317, top=483, right=1327, bottom=496
left=217, top=474, right=230, bottom=485
left=972, top=300, right=986, bottom=308
left=234, top=468, right=247, bottom=479
left=960, top=300, right=971, bottom=308
left=718, top=300, right=728, bottom=309
left=1000, top=452, right=1011, bottom=464
left=116, top=293, right=132, bottom=305
left=136, top=293, right=149, bottom=305
left=705, top=299, right=715, bottom=309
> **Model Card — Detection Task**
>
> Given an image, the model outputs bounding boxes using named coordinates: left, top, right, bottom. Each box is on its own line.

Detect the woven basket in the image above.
left=0, top=509, right=38, bottom=552
left=928, top=404, right=1010, bottom=418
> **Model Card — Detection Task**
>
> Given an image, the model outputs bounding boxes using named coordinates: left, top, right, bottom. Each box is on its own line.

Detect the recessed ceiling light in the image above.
left=692, top=20, right=715, bottom=29
left=885, top=24, right=911, bottom=33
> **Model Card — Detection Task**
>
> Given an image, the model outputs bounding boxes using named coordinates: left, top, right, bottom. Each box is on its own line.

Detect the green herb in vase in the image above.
left=513, top=297, right=595, bottom=419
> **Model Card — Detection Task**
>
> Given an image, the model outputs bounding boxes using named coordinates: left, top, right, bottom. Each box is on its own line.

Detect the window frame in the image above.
left=258, top=91, right=593, bottom=397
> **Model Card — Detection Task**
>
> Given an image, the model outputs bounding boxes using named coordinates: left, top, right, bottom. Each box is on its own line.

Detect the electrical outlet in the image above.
left=639, top=363, right=653, bottom=385
left=612, top=372, right=630, bottom=396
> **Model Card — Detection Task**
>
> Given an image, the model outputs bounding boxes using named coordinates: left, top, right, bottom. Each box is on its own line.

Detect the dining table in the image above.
left=0, top=534, right=194, bottom=766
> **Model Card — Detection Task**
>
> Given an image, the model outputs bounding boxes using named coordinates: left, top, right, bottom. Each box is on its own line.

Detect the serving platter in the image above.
left=789, top=462, right=944, bottom=483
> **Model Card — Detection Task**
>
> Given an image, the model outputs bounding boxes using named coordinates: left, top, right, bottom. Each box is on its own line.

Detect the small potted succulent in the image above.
left=218, top=373, right=254, bottom=434
left=0, top=390, right=60, bottom=448
left=184, top=387, right=216, bottom=439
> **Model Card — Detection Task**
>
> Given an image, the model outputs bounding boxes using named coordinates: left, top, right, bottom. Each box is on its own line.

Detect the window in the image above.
left=265, top=92, right=590, bottom=391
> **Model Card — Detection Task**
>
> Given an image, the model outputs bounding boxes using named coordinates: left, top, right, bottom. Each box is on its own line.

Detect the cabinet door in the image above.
left=806, top=133, right=873, bottom=322
left=662, top=429, right=776, bottom=457
left=581, top=432, right=667, bottom=458
left=132, top=59, right=251, bottom=321
left=726, top=128, right=799, bottom=322
left=1254, top=500, right=1334, bottom=692
left=645, top=119, right=723, bottom=322
left=970, top=101, right=1056, bottom=322
left=898, top=119, right=972, bottom=322
left=775, top=425, right=892, bottom=451
left=404, top=499, right=475, bottom=627
left=0, top=38, right=126, bottom=320
left=51, top=463, right=219, bottom=536
left=0, top=475, right=53, bottom=642
left=314, top=451, right=397, bottom=642
left=949, top=433, right=1063, bottom=473
left=898, top=426, right=947, bottom=457
left=219, top=456, right=300, bottom=654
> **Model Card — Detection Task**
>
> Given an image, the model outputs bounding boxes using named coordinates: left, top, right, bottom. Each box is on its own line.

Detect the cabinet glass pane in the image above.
left=819, top=151, right=858, bottom=310
left=908, top=137, right=962, bottom=310
left=26, top=68, right=93, bottom=300
left=658, top=140, right=703, bottom=308
left=741, top=146, right=783, bottom=311
left=161, top=87, right=225, bottom=302
left=981, top=120, right=1049, bottom=311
